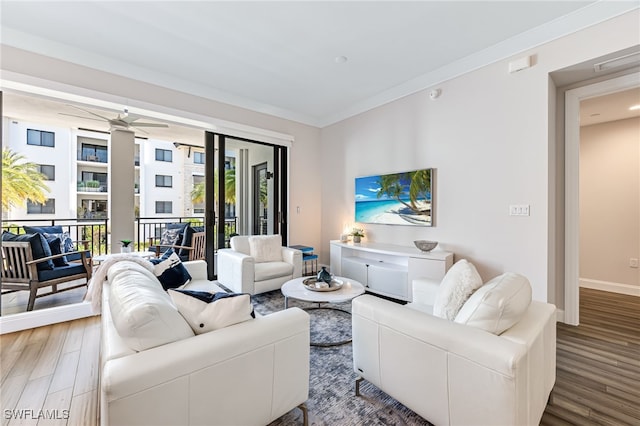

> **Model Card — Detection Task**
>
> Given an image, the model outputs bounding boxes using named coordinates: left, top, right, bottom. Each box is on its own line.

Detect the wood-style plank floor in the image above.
left=1, top=288, right=638, bottom=425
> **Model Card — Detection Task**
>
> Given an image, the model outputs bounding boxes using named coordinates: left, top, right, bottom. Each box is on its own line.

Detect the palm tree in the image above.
left=376, top=170, right=431, bottom=214
left=2, top=148, right=50, bottom=211
left=190, top=168, right=236, bottom=205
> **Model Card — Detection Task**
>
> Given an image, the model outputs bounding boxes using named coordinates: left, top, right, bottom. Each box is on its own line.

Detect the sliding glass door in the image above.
left=204, top=132, right=288, bottom=279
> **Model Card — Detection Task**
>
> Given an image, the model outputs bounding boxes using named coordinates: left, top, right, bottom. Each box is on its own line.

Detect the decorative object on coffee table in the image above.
left=317, top=266, right=332, bottom=284
left=414, top=240, right=438, bottom=252
left=303, top=277, right=344, bottom=292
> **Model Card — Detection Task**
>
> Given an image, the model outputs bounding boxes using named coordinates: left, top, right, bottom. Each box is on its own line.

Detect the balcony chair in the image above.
left=23, top=225, right=92, bottom=269
left=1, top=235, right=92, bottom=311
left=217, top=234, right=302, bottom=295
left=148, top=223, right=206, bottom=261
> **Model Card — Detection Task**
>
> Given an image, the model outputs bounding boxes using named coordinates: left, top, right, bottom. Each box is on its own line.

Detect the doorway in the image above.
left=564, top=72, right=640, bottom=325
left=205, top=132, right=289, bottom=279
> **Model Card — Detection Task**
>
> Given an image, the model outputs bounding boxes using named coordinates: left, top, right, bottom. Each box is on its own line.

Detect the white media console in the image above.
left=329, top=240, right=454, bottom=302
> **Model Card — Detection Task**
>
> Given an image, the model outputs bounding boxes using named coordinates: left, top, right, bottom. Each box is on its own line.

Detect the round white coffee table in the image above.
left=281, top=276, right=365, bottom=346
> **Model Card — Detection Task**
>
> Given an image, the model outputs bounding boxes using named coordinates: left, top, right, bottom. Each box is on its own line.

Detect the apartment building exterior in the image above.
left=2, top=117, right=206, bottom=223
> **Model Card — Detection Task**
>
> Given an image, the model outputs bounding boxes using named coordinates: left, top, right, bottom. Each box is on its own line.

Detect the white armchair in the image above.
left=217, top=235, right=303, bottom=295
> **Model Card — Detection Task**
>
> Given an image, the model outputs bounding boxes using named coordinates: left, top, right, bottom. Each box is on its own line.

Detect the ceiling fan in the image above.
left=59, top=104, right=169, bottom=133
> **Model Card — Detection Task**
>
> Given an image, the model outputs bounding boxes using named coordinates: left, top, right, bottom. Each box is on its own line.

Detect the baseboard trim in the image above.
left=0, top=302, right=96, bottom=334
left=555, top=308, right=565, bottom=323
left=579, top=279, right=640, bottom=297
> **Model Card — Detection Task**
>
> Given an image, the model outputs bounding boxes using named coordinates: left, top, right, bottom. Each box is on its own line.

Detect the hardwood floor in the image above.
left=0, top=288, right=637, bottom=426
left=540, top=288, right=640, bottom=426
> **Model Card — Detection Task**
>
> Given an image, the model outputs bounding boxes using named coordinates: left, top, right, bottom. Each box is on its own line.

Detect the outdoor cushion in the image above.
left=46, top=236, right=68, bottom=267
left=178, top=225, right=205, bottom=258
left=2, top=231, right=54, bottom=271
left=37, top=263, right=87, bottom=282
left=159, top=222, right=189, bottom=246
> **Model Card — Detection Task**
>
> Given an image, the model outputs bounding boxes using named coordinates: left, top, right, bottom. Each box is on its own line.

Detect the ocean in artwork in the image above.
left=355, top=172, right=432, bottom=226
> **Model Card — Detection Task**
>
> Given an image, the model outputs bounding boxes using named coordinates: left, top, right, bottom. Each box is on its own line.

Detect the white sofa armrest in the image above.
left=182, top=260, right=208, bottom=281
left=281, top=247, right=303, bottom=278
left=103, top=307, right=310, bottom=426
left=217, top=248, right=255, bottom=293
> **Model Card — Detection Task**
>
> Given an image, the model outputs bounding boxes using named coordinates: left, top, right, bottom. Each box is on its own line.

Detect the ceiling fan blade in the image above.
left=130, top=122, right=169, bottom=128
left=58, top=112, right=105, bottom=122
left=66, top=104, right=113, bottom=122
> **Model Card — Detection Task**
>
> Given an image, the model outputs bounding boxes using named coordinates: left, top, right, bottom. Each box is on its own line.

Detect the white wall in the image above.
left=320, top=10, right=640, bottom=304
left=580, top=117, right=640, bottom=289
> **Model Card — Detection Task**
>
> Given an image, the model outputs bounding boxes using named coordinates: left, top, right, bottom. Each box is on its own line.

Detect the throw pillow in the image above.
left=168, top=289, right=255, bottom=334
left=432, top=259, right=483, bottom=320
left=24, top=225, right=74, bottom=253
left=2, top=231, right=54, bottom=271
left=178, top=225, right=205, bottom=258
left=454, top=272, right=532, bottom=335
left=150, top=249, right=192, bottom=290
left=248, top=235, right=283, bottom=263
left=159, top=222, right=189, bottom=246
left=46, top=236, right=68, bottom=267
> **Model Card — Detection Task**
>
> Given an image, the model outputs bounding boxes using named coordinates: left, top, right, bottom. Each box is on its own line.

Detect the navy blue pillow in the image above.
left=179, top=225, right=205, bottom=258
left=46, top=236, right=69, bottom=267
left=2, top=231, right=54, bottom=271
left=149, top=249, right=192, bottom=290
left=159, top=223, right=189, bottom=246
left=24, top=225, right=74, bottom=253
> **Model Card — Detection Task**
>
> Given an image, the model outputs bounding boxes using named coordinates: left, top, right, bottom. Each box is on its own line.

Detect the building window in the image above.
left=155, top=201, right=173, bottom=214
left=194, top=152, right=205, bottom=164
left=27, top=129, right=55, bottom=147
left=155, top=148, right=173, bottom=162
left=27, top=199, right=55, bottom=214
left=80, top=143, right=108, bottom=162
left=37, top=164, right=55, bottom=180
left=155, top=175, right=173, bottom=188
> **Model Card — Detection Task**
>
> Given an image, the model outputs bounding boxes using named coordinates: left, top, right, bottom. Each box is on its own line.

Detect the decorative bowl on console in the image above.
left=414, top=240, right=438, bottom=252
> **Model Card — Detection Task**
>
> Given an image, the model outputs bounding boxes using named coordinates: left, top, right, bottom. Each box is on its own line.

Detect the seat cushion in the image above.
left=254, top=261, right=293, bottom=281
left=37, top=263, right=87, bottom=281
left=248, top=235, right=283, bottom=263
left=454, top=272, right=532, bottom=335
left=432, top=259, right=483, bottom=320
left=108, top=261, right=194, bottom=351
left=2, top=231, right=54, bottom=271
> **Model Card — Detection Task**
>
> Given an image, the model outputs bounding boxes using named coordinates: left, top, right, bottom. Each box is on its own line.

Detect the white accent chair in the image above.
left=352, top=273, right=556, bottom=426
left=217, top=235, right=303, bottom=295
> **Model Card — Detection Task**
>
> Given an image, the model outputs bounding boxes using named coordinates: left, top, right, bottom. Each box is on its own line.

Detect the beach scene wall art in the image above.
left=355, top=169, right=433, bottom=226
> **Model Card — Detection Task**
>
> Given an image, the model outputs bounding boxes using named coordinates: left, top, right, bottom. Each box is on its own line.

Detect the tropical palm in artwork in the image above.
left=2, top=148, right=50, bottom=210
left=376, top=169, right=431, bottom=215
left=190, top=167, right=236, bottom=205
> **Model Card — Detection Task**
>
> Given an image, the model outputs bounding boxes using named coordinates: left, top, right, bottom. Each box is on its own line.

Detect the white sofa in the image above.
left=352, top=274, right=556, bottom=426
left=100, top=259, right=310, bottom=426
left=217, top=235, right=302, bottom=295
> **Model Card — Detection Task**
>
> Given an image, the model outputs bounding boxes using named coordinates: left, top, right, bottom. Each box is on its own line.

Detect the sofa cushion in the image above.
left=168, top=289, right=255, bottom=334
left=454, top=272, right=532, bottom=335
left=108, top=261, right=194, bottom=351
left=23, top=225, right=74, bottom=253
left=255, top=261, right=293, bottom=281
left=2, top=231, right=54, bottom=271
left=150, top=249, right=192, bottom=290
left=432, top=259, right=483, bottom=320
left=248, top=235, right=283, bottom=263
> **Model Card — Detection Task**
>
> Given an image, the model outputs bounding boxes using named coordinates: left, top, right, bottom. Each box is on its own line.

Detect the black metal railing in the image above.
left=3, top=216, right=240, bottom=255
left=2, top=218, right=110, bottom=255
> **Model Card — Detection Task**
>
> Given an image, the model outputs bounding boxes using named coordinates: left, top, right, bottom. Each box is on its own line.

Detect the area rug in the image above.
left=251, top=290, right=432, bottom=426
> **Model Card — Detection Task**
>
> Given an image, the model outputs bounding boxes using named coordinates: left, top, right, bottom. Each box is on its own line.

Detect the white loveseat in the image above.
left=100, top=259, right=310, bottom=426
left=352, top=272, right=556, bottom=426
left=217, top=235, right=302, bottom=295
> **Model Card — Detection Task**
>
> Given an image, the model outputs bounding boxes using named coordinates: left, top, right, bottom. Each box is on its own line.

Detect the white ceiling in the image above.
left=3, top=0, right=638, bottom=128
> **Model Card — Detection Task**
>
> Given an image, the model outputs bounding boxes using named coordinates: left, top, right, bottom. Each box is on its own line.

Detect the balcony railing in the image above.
left=77, top=181, right=108, bottom=192
left=3, top=216, right=239, bottom=256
